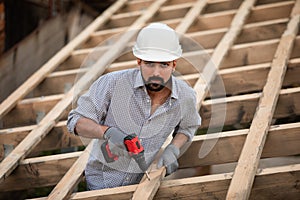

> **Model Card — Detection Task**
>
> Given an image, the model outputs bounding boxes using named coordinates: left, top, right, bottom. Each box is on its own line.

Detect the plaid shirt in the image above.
left=67, top=68, right=201, bottom=190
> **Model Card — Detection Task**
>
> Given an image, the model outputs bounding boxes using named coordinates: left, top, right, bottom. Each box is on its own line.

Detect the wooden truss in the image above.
left=0, top=0, right=299, bottom=199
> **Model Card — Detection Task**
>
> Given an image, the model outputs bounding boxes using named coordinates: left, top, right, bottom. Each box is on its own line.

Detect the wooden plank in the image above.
left=0, top=121, right=82, bottom=160
left=236, top=18, right=288, bottom=44
left=0, top=152, right=80, bottom=192
left=116, top=0, right=153, bottom=13
left=175, top=0, right=208, bottom=35
left=2, top=121, right=299, bottom=192
left=1, top=95, right=63, bottom=128
left=220, top=38, right=279, bottom=69
left=194, top=0, right=258, bottom=107
left=189, top=10, right=236, bottom=32
left=247, top=1, right=294, bottom=23
left=214, top=58, right=300, bottom=96
left=226, top=2, right=300, bottom=198
left=46, top=141, right=93, bottom=200
left=154, top=163, right=300, bottom=199
left=204, top=0, right=242, bottom=14
left=178, top=122, right=300, bottom=168
left=0, top=0, right=128, bottom=118
left=33, top=162, right=300, bottom=200
left=0, top=0, right=129, bottom=184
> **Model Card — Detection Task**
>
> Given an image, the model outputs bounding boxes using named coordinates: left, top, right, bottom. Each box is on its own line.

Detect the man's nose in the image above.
left=152, top=64, right=161, bottom=76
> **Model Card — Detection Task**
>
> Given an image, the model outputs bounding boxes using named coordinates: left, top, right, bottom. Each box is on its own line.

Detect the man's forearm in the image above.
left=75, top=117, right=108, bottom=139
left=171, top=133, right=189, bottom=149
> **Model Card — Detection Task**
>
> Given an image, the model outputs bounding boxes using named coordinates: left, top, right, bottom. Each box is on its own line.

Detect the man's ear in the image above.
left=137, top=59, right=142, bottom=66
left=172, top=60, right=177, bottom=69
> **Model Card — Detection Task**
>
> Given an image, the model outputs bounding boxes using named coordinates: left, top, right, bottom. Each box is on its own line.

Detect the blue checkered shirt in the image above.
left=67, top=68, right=201, bottom=190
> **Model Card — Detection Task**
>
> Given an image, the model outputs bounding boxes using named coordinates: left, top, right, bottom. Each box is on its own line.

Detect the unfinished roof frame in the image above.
left=0, top=0, right=299, bottom=199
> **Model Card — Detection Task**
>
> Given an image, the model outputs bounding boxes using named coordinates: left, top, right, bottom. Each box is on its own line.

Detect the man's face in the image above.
left=138, top=59, right=176, bottom=92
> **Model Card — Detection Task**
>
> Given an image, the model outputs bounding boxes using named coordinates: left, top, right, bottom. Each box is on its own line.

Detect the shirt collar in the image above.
left=134, top=70, right=179, bottom=100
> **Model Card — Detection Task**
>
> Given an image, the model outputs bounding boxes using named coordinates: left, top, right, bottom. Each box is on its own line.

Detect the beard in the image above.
left=144, top=76, right=171, bottom=92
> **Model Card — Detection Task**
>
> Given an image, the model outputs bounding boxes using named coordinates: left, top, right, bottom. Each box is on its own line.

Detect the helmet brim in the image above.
left=133, top=48, right=181, bottom=62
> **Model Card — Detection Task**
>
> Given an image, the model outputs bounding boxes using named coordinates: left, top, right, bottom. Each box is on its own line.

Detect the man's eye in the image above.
left=160, top=63, right=169, bottom=68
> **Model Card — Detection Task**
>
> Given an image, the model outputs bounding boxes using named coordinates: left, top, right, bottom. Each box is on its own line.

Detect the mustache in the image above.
left=146, top=76, right=164, bottom=84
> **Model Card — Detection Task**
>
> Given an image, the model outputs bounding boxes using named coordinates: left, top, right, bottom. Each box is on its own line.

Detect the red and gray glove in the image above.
left=104, top=127, right=128, bottom=156
left=157, top=144, right=180, bottom=175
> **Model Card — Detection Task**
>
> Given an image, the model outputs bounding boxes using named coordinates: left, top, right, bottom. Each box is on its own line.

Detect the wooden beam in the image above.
left=214, top=58, right=300, bottom=96
left=1, top=95, right=63, bottom=128
left=46, top=141, right=93, bottom=200
left=0, top=0, right=128, bottom=118
left=247, top=1, right=294, bottom=24
left=200, top=86, right=300, bottom=128
left=178, top=122, right=300, bottom=168
left=32, top=162, right=300, bottom=200
left=117, top=0, right=152, bottom=13
left=236, top=18, right=288, bottom=44
left=194, top=0, right=258, bottom=108
left=226, top=2, right=300, bottom=198
left=0, top=121, right=82, bottom=160
left=0, top=152, right=80, bottom=192
left=154, top=163, right=300, bottom=199
left=0, top=0, right=129, bottom=184
left=2, top=121, right=299, bottom=192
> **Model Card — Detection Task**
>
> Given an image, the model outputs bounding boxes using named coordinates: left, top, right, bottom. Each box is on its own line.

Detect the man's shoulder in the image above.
left=174, top=77, right=195, bottom=95
left=99, top=68, right=138, bottom=82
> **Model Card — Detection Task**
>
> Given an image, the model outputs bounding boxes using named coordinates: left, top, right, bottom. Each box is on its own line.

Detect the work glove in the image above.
left=103, top=127, right=127, bottom=156
left=157, top=144, right=180, bottom=175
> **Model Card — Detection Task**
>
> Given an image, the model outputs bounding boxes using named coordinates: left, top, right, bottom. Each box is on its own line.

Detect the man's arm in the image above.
left=74, top=117, right=108, bottom=139
left=170, top=132, right=189, bottom=148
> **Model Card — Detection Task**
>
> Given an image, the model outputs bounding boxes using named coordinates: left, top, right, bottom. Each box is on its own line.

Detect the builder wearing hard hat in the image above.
left=67, top=23, right=201, bottom=190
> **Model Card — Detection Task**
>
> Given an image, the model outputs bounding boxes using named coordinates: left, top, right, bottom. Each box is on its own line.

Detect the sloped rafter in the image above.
left=226, top=0, right=300, bottom=199
left=0, top=0, right=129, bottom=184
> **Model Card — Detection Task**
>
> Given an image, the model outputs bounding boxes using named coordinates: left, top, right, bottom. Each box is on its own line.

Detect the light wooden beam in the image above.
left=178, top=122, right=300, bottom=168
left=226, top=1, right=300, bottom=198
left=194, top=0, right=258, bottom=109
left=1, top=95, right=63, bottom=128
left=46, top=141, right=93, bottom=200
left=155, top=163, right=300, bottom=199
left=201, top=86, right=300, bottom=128
left=0, top=0, right=129, bottom=184
left=0, top=0, right=129, bottom=118
left=31, top=163, right=300, bottom=200
left=246, top=0, right=294, bottom=24
left=0, top=121, right=82, bottom=159
left=0, top=152, right=81, bottom=192
left=1, top=121, right=299, bottom=192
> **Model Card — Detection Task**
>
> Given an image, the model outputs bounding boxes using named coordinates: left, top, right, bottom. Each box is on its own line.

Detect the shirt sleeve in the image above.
left=67, top=73, right=114, bottom=134
left=176, top=89, right=201, bottom=142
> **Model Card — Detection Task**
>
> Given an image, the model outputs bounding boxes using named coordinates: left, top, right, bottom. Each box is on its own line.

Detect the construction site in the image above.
left=0, top=0, right=299, bottom=199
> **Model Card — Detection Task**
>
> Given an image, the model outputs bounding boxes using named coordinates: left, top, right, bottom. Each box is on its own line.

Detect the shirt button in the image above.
left=126, top=177, right=129, bottom=181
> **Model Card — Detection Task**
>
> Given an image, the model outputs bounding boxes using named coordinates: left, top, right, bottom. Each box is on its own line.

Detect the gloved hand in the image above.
left=157, top=144, right=180, bottom=175
left=103, top=127, right=127, bottom=156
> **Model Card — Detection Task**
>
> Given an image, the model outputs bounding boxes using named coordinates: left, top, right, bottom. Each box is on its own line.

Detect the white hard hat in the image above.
left=133, top=23, right=182, bottom=62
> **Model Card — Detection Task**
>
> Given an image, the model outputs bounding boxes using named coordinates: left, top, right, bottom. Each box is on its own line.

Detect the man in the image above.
left=67, top=23, right=201, bottom=190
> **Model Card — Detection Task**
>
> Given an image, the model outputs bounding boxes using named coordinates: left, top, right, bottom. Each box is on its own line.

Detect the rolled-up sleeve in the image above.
left=67, top=73, right=114, bottom=135
left=176, top=89, right=201, bottom=142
